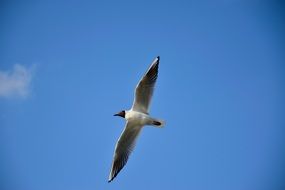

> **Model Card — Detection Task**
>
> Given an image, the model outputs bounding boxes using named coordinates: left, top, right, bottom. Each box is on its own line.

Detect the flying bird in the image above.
left=108, top=56, right=165, bottom=182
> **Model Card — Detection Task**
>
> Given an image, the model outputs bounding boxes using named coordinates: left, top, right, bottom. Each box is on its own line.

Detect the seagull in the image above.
left=108, top=56, right=165, bottom=182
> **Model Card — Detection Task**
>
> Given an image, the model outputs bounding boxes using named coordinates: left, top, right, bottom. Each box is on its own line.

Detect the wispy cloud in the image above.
left=0, top=64, right=34, bottom=98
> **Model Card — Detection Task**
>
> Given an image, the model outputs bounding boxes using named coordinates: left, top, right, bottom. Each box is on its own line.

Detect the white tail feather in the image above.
left=151, top=119, right=165, bottom=128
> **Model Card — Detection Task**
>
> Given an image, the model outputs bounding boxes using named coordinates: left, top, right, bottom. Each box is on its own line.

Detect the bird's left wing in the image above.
left=108, top=121, right=143, bottom=182
left=131, top=56, right=160, bottom=114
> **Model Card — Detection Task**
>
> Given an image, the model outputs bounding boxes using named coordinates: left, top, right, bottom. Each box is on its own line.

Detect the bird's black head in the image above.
left=113, top=110, right=125, bottom=118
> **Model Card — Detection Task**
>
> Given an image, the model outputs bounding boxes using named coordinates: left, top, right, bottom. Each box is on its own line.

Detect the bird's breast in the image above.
left=126, top=111, right=151, bottom=126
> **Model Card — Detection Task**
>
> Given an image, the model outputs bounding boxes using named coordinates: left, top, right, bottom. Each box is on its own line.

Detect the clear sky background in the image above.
left=1, top=0, right=285, bottom=190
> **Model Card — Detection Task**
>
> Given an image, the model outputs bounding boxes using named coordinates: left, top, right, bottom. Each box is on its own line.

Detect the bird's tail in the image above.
left=151, top=119, right=165, bottom=128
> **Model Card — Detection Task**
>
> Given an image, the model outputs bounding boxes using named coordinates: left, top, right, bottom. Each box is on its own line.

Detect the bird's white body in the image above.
left=125, top=110, right=164, bottom=127
left=126, top=110, right=151, bottom=126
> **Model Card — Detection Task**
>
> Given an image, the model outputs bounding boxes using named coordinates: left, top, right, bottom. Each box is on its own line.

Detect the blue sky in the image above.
left=1, top=0, right=285, bottom=189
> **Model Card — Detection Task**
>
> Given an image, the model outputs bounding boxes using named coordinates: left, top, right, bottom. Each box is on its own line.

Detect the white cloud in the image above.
left=0, top=64, right=34, bottom=98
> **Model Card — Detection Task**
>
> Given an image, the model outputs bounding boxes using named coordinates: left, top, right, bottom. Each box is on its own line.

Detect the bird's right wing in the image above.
left=108, top=122, right=143, bottom=182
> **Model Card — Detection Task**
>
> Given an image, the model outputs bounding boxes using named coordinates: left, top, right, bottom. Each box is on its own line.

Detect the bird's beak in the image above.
left=113, top=111, right=125, bottom=118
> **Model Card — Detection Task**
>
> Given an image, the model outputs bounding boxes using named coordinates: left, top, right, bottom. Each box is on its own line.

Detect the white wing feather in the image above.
left=108, top=122, right=143, bottom=182
left=131, top=56, right=160, bottom=114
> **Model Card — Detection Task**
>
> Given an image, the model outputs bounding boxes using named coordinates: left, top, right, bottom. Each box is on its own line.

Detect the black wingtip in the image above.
left=108, top=177, right=113, bottom=183
left=157, top=56, right=160, bottom=61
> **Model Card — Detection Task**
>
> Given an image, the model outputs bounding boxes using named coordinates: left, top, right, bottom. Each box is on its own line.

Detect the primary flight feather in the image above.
left=108, top=56, right=165, bottom=182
